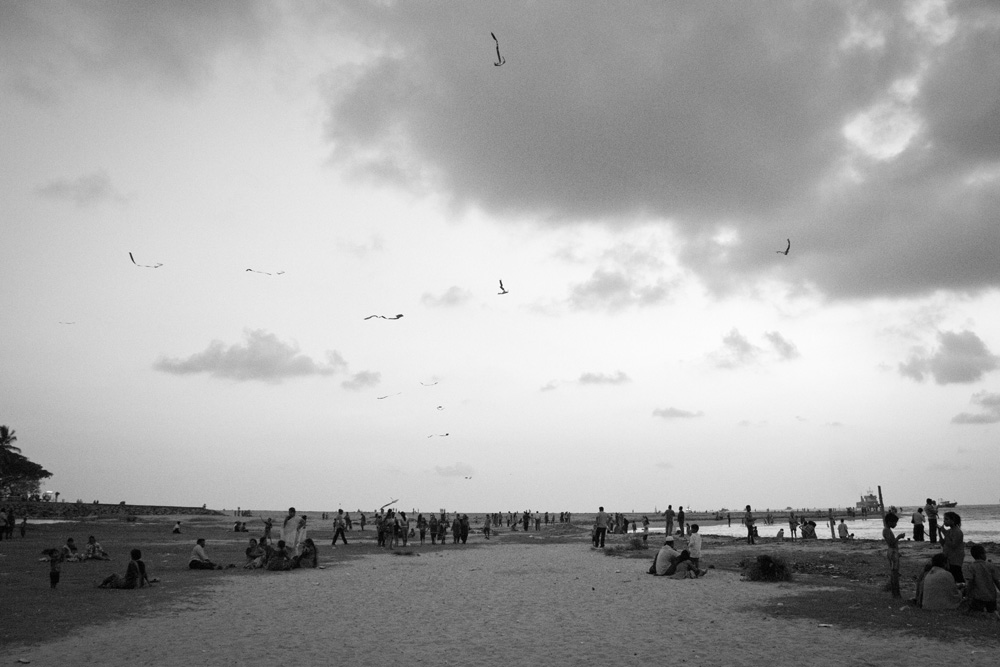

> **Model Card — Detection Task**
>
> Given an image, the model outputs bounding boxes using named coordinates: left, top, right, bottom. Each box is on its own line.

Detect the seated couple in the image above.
left=99, top=549, right=153, bottom=589
left=648, top=537, right=706, bottom=579
left=245, top=538, right=318, bottom=570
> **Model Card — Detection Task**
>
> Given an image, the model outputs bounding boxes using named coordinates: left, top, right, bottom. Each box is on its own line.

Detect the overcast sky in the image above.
left=2, top=1, right=998, bottom=514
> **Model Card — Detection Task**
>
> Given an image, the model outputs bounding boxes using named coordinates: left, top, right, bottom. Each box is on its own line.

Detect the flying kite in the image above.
left=129, top=252, right=162, bottom=269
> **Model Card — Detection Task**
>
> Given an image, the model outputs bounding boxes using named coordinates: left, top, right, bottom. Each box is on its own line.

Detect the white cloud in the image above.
left=434, top=462, right=474, bottom=478
left=653, top=407, right=704, bottom=420
left=951, top=391, right=1000, bottom=425
left=341, top=370, right=381, bottom=391
left=764, top=331, right=800, bottom=361
left=35, top=170, right=126, bottom=206
left=421, top=285, right=473, bottom=307
left=578, top=371, right=630, bottom=386
left=713, top=329, right=762, bottom=369
left=154, top=329, right=349, bottom=383
left=899, top=330, right=1000, bottom=384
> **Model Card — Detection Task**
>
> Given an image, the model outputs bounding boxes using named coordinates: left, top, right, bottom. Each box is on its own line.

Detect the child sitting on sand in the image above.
left=84, top=535, right=111, bottom=560
left=61, top=538, right=84, bottom=562
left=964, top=544, right=1000, bottom=619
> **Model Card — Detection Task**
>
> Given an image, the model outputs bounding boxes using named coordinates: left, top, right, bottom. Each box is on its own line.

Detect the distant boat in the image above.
left=937, top=499, right=957, bottom=508
left=856, top=490, right=881, bottom=512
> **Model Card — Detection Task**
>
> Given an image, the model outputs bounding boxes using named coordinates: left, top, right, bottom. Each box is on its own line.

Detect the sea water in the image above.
left=641, top=504, right=1000, bottom=543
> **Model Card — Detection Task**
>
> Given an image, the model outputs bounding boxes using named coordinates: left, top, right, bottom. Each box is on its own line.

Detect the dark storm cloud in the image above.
left=951, top=391, right=1000, bottom=424
left=578, top=371, right=630, bottom=386
left=0, top=0, right=274, bottom=96
left=323, top=2, right=1000, bottom=299
left=154, top=329, right=349, bottom=383
left=35, top=170, right=126, bottom=206
left=899, top=330, right=1000, bottom=385
left=652, top=407, right=704, bottom=420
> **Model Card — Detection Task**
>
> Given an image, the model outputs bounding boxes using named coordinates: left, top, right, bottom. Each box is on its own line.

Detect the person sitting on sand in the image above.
left=99, top=549, right=152, bottom=589
left=244, top=538, right=265, bottom=569
left=61, top=537, right=84, bottom=562
left=266, top=540, right=292, bottom=571
left=292, top=538, right=318, bottom=569
left=650, top=537, right=680, bottom=576
left=964, top=544, right=1000, bottom=619
left=916, top=553, right=961, bottom=610
left=84, top=535, right=111, bottom=560
left=837, top=520, right=851, bottom=541
left=189, top=538, right=221, bottom=570
left=172, top=521, right=181, bottom=534
left=800, top=520, right=818, bottom=539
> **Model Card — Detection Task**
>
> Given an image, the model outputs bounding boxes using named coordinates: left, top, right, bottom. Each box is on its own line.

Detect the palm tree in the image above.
left=0, top=425, right=19, bottom=456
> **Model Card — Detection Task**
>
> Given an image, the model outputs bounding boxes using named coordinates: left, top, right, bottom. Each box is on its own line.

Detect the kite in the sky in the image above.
left=246, top=269, right=285, bottom=276
left=436, top=406, right=444, bottom=410
left=129, top=252, right=162, bottom=269
left=420, top=381, right=439, bottom=386
left=491, top=32, right=505, bottom=66
left=376, top=392, right=402, bottom=400
left=498, top=279, right=508, bottom=295
left=58, top=321, right=76, bottom=325
left=380, top=498, right=399, bottom=510
left=427, top=433, right=450, bottom=438
left=364, top=314, right=404, bottom=320
left=776, top=239, right=790, bottom=256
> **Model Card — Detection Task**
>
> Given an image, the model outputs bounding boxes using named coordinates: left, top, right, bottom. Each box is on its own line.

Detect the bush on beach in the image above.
left=741, top=554, right=793, bottom=582
left=603, top=534, right=649, bottom=557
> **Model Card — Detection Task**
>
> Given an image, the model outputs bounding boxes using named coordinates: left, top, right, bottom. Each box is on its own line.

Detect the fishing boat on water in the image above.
left=856, top=490, right=881, bottom=512
left=937, top=499, right=957, bottom=508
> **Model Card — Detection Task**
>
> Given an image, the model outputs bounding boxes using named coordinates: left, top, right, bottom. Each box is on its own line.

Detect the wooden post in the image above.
left=877, top=485, right=885, bottom=518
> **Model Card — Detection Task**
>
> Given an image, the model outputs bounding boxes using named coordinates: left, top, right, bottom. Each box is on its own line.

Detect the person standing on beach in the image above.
left=677, top=506, right=686, bottom=536
left=663, top=506, right=675, bottom=536
left=594, top=507, right=608, bottom=548
left=882, top=512, right=905, bottom=598
left=911, top=507, right=925, bottom=541
left=281, top=508, right=297, bottom=548
left=743, top=505, right=756, bottom=545
left=332, top=509, right=348, bottom=547
left=788, top=512, right=797, bottom=540
left=429, top=513, right=439, bottom=545
left=924, top=499, right=939, bottom=544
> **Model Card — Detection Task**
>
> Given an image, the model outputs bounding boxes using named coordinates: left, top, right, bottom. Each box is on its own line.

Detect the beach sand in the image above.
left=5, top=534, right=999, bottom=667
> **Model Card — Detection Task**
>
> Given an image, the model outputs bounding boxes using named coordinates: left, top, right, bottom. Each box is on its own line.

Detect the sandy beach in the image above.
left=4, top=522, right=999, bottom=667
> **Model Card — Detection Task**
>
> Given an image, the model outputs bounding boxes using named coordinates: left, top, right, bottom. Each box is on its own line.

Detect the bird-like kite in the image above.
left=129, top=252, right=162, bottom=269
left=376, top=392, right=402, bottom=400
left=427, top=433, right=450, bottom=438
left=246, top=269, right=285, bottom=276
left=776, top=239, right=790, bottom=256
left=498, top=279, right=508, bottom=295
left=379, top=498, right=399, bottom=510
left=364, top=314, right=404, bottom=320
left=491, top=32, right=505, bottom=66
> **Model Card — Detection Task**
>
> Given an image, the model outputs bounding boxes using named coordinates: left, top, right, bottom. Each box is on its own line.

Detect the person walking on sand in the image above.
left=663, top=505, right=675, bottom=536
left=744, top=505, right=756, bottom=545
left=594, top=507, right=609, bottom=548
